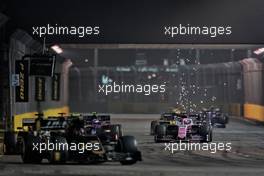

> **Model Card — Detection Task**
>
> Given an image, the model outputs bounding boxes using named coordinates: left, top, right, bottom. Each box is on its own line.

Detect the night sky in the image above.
left=1, top=0, right=264, bottom=44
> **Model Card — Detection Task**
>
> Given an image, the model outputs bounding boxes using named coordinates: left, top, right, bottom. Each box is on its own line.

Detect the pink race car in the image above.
left=154, top=113, right=213, bottom=143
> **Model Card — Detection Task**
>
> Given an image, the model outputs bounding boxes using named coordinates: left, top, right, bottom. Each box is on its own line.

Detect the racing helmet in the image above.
left=92, top=118, right=101, bottom=128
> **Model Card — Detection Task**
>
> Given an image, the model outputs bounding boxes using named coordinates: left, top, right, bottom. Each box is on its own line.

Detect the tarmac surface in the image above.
left=0, top=114, right=264, bottom=176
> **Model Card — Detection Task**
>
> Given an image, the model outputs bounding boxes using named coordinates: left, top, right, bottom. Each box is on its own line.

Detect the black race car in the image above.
left=80, top=113, right=123, bottom=143
left=202, top=107, right=229, bottom=128
left=17, top=113, right=142, bottom=165
left=150, top=112, right=180, bottom=135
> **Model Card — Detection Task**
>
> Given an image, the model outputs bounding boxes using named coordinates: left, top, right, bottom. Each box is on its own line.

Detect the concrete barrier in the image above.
left=229, top=103, right=243, bottom=117
left=244, top=103, right=264, bottom=122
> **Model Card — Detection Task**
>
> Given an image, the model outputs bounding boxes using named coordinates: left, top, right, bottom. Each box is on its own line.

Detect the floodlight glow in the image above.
left=51, top=45, right=63, bottom=54
left=254, top=48, right=264, bottom=55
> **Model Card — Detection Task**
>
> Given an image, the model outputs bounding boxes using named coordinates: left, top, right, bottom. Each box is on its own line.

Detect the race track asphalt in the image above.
left=0, top=114, right=264, bottom=176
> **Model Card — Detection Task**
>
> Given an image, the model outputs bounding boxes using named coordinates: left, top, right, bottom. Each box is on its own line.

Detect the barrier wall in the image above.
left=244, top=103, right=264, bottom=122
left=240, top=58, right=264, bottom=123
left=229, top=103, right=243, bottom=117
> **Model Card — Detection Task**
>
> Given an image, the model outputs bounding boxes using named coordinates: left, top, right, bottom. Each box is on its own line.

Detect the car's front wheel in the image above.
left=116, top=136, right=140, bottom=165
left=21, top=134, right=42, bottom=163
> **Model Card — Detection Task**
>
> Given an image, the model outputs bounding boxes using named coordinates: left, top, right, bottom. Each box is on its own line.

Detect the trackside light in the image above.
left=254, top=48, right=264, bottom=55
left=51, top=45, right=63, bottom=54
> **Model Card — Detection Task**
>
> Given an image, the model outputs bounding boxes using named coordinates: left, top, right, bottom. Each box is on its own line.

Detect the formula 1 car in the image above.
left=16, top=113, right=142, bottom=165
left=202, top=107, right=229, bottom=128
left=150, top=112, right=179, bottom=135
left=154, top=113, right=212, bottom=143
left=80, top=112, right=123, bottom=142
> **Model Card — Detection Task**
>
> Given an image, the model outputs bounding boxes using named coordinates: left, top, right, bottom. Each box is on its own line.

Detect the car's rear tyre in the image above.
left=222, top=124, right=226, bottom=128
left=116, top=136, right=139, bottom=165
left=21, top=134, right=42, bottom=163
left=200, top=119, right=213, bottom=143
left=150, top=121, right=158, bottom=135
left=49, top=136, right=68, bottom=164
left=207, top=130, right=213, bottom=142
left=4, top=132, right=17, bottom=154
left=154, top=125, right=166, bottom=143
left=111, top=124, right=123, bottom=138
left=224, top=115, right=229, bottom=124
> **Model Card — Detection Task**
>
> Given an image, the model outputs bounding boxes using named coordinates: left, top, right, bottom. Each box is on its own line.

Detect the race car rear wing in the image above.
left=162, top=113, right=179, bottom=121
left=21, top=117, right=67, bottom=131
left=82, top=114, right=111, bottom=124
left=21, top=118, right=36, bottom=128
left=41, top=118, right=67, bottom=130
